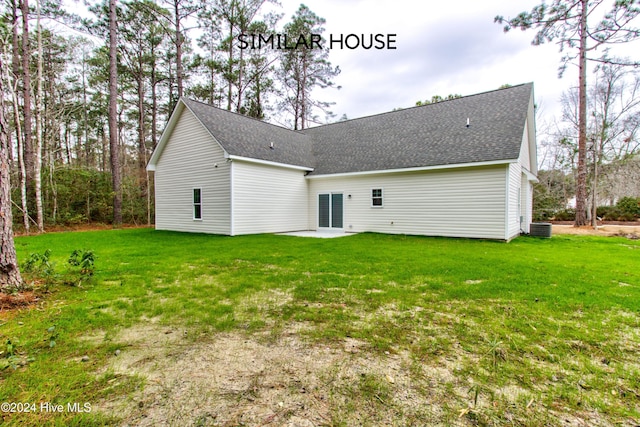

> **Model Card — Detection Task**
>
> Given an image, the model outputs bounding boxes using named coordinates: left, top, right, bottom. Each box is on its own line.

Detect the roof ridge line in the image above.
left=303, top=82, right=532, bottom=132
left=181, top=97, right=308, bottom=135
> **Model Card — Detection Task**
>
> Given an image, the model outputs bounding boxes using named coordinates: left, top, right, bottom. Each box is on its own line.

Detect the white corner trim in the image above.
left=229, top=161, right=235, bottom=236
left=306, top=159, right=515, bottom=179
left=522, top=167, right=538, bottom=183
left=226, top=154, right=314, bottom=172
left=504, top=167, right=510, bottom=241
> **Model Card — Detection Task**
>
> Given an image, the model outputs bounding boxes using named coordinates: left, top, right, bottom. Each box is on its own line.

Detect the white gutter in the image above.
left=306, top=159, right=515, bottom=179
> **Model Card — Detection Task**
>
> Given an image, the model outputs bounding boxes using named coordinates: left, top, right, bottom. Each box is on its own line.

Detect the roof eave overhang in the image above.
left=226, top=154, right=314, bottom=172
left=305, top=159, right=515, bottom=179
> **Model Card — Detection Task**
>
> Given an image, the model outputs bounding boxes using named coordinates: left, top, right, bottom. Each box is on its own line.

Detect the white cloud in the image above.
left=267, top=0, right=578, bottom=124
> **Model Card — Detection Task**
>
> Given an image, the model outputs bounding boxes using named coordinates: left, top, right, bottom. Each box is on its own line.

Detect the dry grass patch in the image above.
left=93, top=323, right=487, bottom=426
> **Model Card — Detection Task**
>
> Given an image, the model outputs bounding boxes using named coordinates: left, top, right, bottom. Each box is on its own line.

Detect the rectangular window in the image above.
left=372, top=188, right=383, bottom=207
left=193, top=188, right=202, bottom=220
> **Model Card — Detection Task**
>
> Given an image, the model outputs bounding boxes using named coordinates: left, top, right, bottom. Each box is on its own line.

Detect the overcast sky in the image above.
left=67, top=0, right=638, bottom=136
left=264, top=0, right=635, bottom=127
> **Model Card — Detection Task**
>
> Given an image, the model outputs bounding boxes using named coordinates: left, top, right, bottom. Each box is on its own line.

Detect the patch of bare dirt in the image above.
left=552, top=224, right=640, bottom=238
left=94, top=324, right=463, bottom=426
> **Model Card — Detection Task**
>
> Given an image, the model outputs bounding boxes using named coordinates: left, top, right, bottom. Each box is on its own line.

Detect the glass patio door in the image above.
left=318, top=193, right=343, bottom=229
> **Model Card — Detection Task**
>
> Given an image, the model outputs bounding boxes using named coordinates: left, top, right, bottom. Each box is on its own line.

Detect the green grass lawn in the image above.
left=1, top=229, right=639, bottom=426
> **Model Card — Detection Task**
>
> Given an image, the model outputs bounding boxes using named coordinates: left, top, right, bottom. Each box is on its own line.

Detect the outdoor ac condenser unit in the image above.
left=530, top=223, right=552, bottom=238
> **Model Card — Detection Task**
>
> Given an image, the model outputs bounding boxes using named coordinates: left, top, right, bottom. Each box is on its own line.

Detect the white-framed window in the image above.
left=371, top=188, right=383, bottom=207
left=193, top=188, right=202, bottom=220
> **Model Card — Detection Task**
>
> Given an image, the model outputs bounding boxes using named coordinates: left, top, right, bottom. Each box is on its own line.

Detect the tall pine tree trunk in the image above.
left=109, top=0, right=122, bottom=225
left=136, top=69, right=148, bottom=225
left=174, top=1, right=183, bottom=99
left=150, top=44, right=158, bottom=149
left=574, top=0, right=588, bottom=227
left=21, top=0, right=33, bottom=187
left=0, top=57, right=23, bottom=291
left=10, top=0, right=28, bottom=233
left=34, top=0, right=44, bottom=232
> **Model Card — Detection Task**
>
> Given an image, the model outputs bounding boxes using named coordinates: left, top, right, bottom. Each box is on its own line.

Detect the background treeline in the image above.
left=534, top=64, right=640, bottom=223
left=1, top=0, right=339, bottom=232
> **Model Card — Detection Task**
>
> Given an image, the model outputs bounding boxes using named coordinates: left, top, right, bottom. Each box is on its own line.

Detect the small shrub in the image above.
left=47, top=326, right=58, bottom=349
left=21, top=250, right=57, bottom=289
left=20, top=249, right=96, bottom=287
left=68, top=249, right=95, bottom=276
left=21, top=250, right=54, bottom=277
left=0, top=339, right=32, bottom=370
left=66, top=249, right=96, bottom=286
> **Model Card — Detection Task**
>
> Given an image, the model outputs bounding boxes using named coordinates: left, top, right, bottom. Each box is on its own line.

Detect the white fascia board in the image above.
left=147, top=100, right=186, bottom=171
left=147, top=98, right=230, bottom=171
left=225, top=154, right=314, bottom=172
left=522, top=167, right=538, bottom=183
left=305, top=159, right=515, bottom=180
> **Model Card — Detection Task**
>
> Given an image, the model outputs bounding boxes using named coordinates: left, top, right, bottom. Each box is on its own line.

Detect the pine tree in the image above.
left=278, top=5, right=340, bottom=129
left=496, top=0, right=640, bottom=227
left=0, top=57, right=23, bottom=290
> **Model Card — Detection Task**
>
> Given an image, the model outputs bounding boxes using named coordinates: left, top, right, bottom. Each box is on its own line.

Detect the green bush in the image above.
left=596, top=206, right=611, bottom=218
left=603, top=208, right=622, bottom=221
left=21, top=249, right=55, bottom=278
left=553, top=208, right=575, bottom=221
left=68, top=249, right=95, bottom=276
left=616, top=197, right=640, bottom=219
left=533, top=209, right=555, bottom=222
left=20, top=249, right=96, bottom=287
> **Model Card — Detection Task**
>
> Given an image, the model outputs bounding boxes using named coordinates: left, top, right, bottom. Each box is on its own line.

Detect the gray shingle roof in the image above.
left=182, top=98, right=314, bottom=168
left=181, top=83, right=533, bottom=175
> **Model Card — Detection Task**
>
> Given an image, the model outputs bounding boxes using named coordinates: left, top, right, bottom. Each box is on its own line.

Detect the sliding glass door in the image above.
left=318, top=193, right=343, bottom=229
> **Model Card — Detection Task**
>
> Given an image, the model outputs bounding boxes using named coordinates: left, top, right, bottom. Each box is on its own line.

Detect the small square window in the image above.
left=193, top=188, right=202, bottom=220
left=372, top=189, right=383, bottom=207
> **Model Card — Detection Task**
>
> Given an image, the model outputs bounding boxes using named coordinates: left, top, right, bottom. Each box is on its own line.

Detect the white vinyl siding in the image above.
left=308, top=165, right=508, bottom=239
left=154, top=108, right=231, bottom=234
left=231, top=160, right=308, bottom=235
left=506, top=162, right=522, bottom=240
left=521, top=174, right=532, bottom=233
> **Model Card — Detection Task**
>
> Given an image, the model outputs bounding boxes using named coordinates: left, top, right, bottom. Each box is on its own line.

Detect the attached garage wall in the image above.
left=154, top=108, right=231, bottom=234
left=231, top=161, right=308, bottom=235
left=308, top=165, right=508, bottom=239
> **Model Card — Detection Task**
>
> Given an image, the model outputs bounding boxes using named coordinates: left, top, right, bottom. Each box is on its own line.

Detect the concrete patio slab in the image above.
left=277, top=230, right=358, bottom=238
